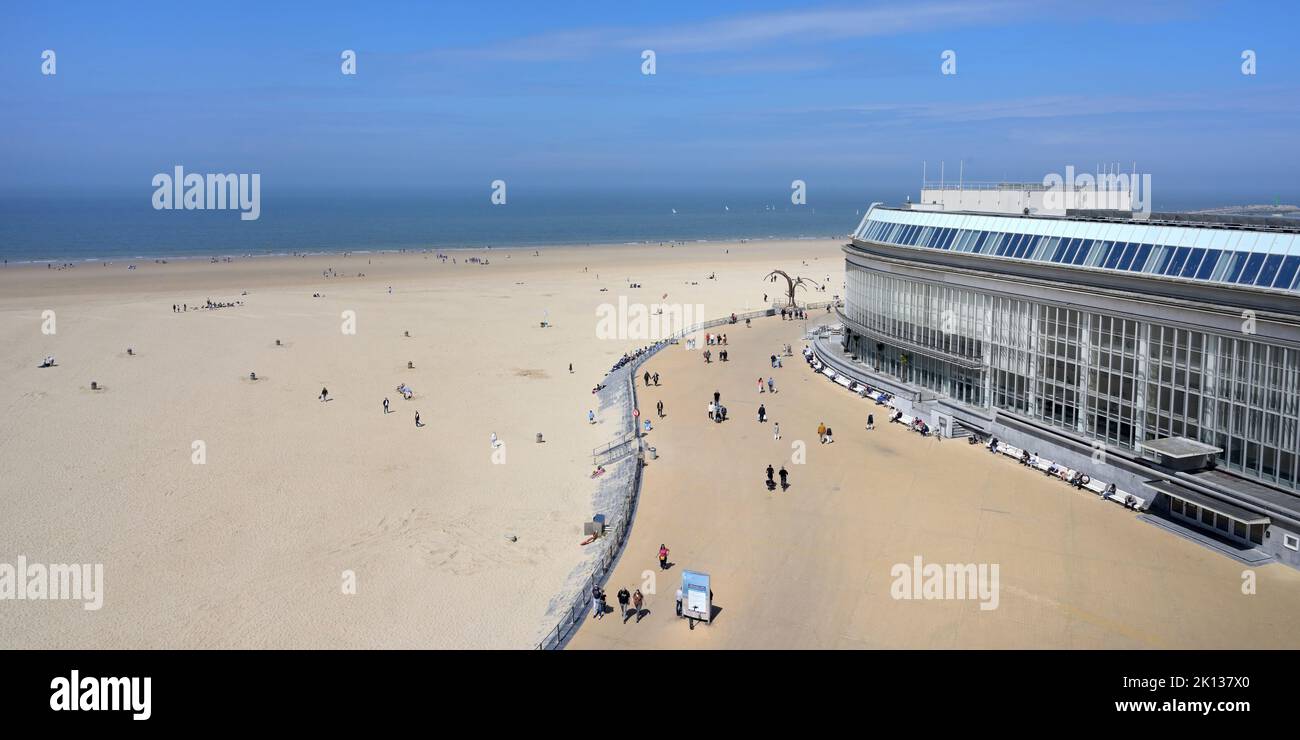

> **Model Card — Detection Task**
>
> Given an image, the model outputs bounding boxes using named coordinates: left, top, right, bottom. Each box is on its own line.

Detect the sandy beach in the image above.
left=0, top=239, right=844, bottom=648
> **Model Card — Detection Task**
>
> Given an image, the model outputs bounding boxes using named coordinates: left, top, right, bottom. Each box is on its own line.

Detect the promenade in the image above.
left=569, top=315, right=1300, bottom=649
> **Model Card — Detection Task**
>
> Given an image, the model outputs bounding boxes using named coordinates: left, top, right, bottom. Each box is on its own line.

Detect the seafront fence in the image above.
left=536, top=301, right=835, bottom=649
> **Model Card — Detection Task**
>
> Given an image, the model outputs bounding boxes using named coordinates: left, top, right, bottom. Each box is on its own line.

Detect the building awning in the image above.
left=1142, top=437, right=1222, bottom=459
left=1143, top=479, right=1270, bottom=525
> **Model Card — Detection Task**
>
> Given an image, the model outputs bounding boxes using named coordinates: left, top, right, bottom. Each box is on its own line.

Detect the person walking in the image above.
left=713, top=391, right=721, bottom=405
left=757, top=377, right=764, bottom=393
left=319, top=387, right=329, bottom=402
left=773, top=421, right=781, bottom=440
left=824, top=426, right=834, bottom=444
left=708, top=401, right=715, bottom=421
left=588, top=409, right=596, bottom=424
left=675, top=587, right=683, bottom=617
left=658, top=544, right=669, bottom=570
left=757, top=403, right=766, bottom=423
left=653, top=372, right=659, bottom=386
left=632, top=589, right=644, bottom=622
left=592, top=585, right=603, bottom=620
left=415, top=411, right=422, bottom=427
left=779, top=466, right=789, bottom=490
left=866, top=413, right=874, bottom=430
left=817, top=422, right=827, bottom=443
left=766, top=464, right=775, bottom=488
left=767, top=377, right=776, bottom=393
left=383, top=397, right=390, bottom=414
left=657, top=399, right=664, bottom=418
left=644, top=371, right=651, bottom=387
left=617, top=587, right=631, bottom=622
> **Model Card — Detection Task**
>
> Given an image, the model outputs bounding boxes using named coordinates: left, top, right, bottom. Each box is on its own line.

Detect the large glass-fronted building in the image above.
left=830, top=199, right=1300, bottom=567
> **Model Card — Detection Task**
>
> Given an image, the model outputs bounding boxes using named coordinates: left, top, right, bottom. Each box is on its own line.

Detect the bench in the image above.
left=835, top=376, right=852, bottom=389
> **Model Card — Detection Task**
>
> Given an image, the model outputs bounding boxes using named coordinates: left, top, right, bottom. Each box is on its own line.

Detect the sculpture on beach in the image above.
left=764, top=270, right=821, bottom=308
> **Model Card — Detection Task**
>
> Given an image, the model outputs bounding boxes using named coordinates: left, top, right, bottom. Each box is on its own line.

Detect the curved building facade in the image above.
left=835, top=201, right=1300, bottom=567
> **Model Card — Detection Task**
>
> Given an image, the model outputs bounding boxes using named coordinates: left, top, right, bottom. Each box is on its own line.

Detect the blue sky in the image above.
left=2, top=0, right=1297, bottom=207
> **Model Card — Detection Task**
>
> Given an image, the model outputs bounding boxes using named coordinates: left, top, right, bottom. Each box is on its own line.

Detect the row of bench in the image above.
left=989, top=441, right=1147, bottom=510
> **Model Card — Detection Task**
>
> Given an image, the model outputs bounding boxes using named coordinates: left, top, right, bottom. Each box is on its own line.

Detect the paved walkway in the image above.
left=569, top=315, right=1300, bottom=649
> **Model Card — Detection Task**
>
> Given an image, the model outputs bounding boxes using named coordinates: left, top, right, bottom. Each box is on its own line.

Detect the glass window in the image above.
left=1237, top=253, right=1266, bottom=284
left=1274, top=255, right=1300, bottom=290
left=1116, top=243, right=1137, bottom=270
left=998, top=233, right=1021, bottom=257
left=1078, top=240, right=1101, bottom=266
left=1102, top=241, right=1125, bottom=269
left=1195, top=250, right=1221, bottom=280
left=1151, top=245, right=1173, bottom=274
left=1167, top=247, right=1190, bottom=275
left=1225, top=252, right=1249, bottom=283
left=1180, top=248, right=1205, bottom=278
left=1060, top=238, right=1082, bottom=263
left=1014, top=235, right=1038, bottom=259
left=1130, top=244, right=1153, bottom=271
left=1256, top=254, right=1283, bottom=287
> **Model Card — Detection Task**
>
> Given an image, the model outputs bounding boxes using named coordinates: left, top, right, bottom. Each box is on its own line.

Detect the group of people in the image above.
left=757, top=376, right=776, bottom=393
left=171, top=299, right=244, bottom=312
left=765, top=463, right=790, bottom=491
left=816, top=422, right=834, bottom=444
left=704, top=332, right=728, bottom=346
left=779, top=307, right=808, bottom=320
left=643, top=370, right=660, bottom=387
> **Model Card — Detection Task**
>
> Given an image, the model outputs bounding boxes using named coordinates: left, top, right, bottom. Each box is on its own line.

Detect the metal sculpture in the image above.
left=764, top=270, right=821, bottom=307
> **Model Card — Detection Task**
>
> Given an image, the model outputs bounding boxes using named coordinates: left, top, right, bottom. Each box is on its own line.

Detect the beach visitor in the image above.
left=644, top=371, right=651, bottom=387
left=319, top=387, right=329, bottom=402
left=383, top=398, right=390, bottom=414
left=768, top=377, right=776, bottom=393
left=490, top=432, right=500, bottom=449
left=708, top=401, right=715, bottom=420
left=675, top=587, right=683, bottom=617
left=766, top=464, right=775, bottom=489
left=657, top=400, right=664, bottom=418
left=779, top=466, right=789, bottom=490
left=757, top=378, right=764, bottom=393
left=415, top=411, right=422, bottom=427
left=825, top=426, right=834, bottom=444
left=817, top=422, right=827, bottom=443
left=773, top=421, right=781, bottom=440
left=653, top=372, right=659, bottom=386
left=757, top=404, right=766, bottom=423
left=632, top=589, right=644, bottom=622
left=658, top=544, right=669, bottom=570
left=588, top=410, right=596, bottom=424
left=713, top=391, right=721, bottom=404
left=866, top=413, right=874, bottom=430
left=618, top=587, right=631, bottom=622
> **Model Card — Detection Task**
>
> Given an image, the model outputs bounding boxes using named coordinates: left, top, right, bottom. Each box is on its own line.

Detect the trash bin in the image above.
left=649, top=447, right=658, bottom=460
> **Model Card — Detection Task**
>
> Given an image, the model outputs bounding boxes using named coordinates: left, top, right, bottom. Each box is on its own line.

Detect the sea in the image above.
left=0, top=190, right=877, bottom=264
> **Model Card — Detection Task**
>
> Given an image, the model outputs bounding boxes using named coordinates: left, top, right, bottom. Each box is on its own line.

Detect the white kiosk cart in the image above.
left=681, top=570, right=711, bottom=629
